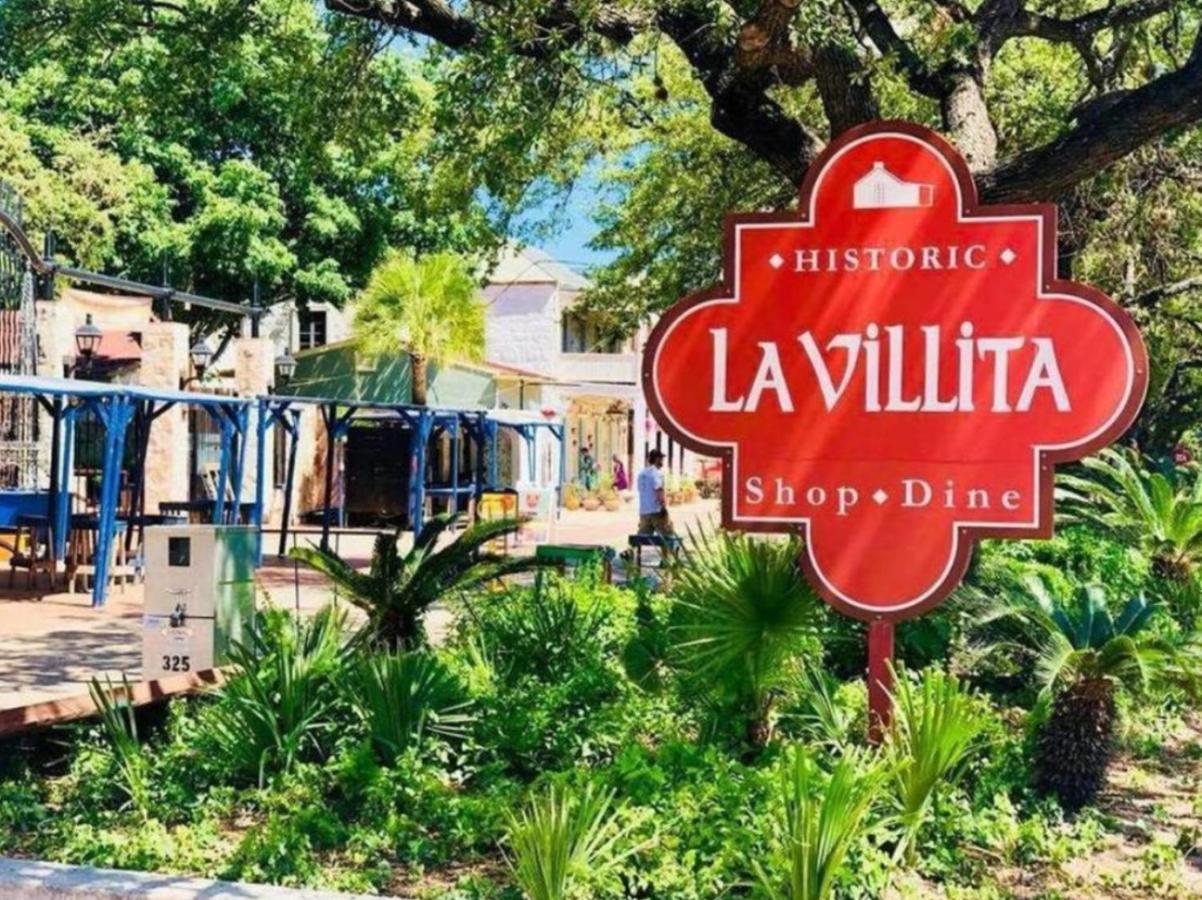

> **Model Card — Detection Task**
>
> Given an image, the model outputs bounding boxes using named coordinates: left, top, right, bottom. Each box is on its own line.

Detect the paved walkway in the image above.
left=0, top=499, right=719, bottom=713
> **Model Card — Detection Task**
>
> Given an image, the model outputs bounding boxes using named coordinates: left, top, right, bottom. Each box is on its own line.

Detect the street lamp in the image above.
left=189, top=338, right=213, bottom=378
left=74, top=314, right=102, bottom=361
left=274, top=351, right=297, bottom=389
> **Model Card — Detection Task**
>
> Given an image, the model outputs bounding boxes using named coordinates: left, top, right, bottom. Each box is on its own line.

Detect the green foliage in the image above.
left=755, top=744, right=887, bottom=900
left=975, top=580, right=1198, bottom=697
left=888, top=667, right=988, bottom=864
left=503, top=782, right=641, bottom=900
left=1058, top=449, right=1202, bottom=587
left=352, top=250, right=486, bottom=401
left=344, top=651, right=473, bottom=766
left=669, top=529, right=823, bottom=748
left=87, top=675, right=150, bottom=815
left=197, top=606, right=348, bottom=786
left=0, top=0, right=500, bottom=306
left=291, top=515, right=545, bottom=651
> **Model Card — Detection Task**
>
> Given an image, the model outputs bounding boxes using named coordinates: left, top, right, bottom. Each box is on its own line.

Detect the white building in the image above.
left=483, top=246, right=692, bottom=490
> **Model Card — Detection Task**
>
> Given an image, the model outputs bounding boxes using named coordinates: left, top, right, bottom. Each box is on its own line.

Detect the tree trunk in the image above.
left=1035, top=676, right=1117, bottom=812
left=412, top=355, right=429, bottom=406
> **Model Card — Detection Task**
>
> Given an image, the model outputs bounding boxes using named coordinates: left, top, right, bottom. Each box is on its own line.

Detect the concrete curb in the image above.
left=0, top=858, right=383, bottom=899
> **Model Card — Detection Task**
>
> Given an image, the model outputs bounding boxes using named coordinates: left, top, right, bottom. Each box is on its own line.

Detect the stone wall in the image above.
left=140, top=323, right=190, bottom=512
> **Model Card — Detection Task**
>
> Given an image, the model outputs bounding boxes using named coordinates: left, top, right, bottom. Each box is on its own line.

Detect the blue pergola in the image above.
left=254, top=395, right=565, bottom=558
left=0, top=374, right=253, bottom=606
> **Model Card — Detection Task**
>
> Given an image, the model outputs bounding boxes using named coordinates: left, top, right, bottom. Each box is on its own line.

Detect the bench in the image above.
left=535, top=543, right=615, bottom=583
left=628, top=533, right=683, bottom=570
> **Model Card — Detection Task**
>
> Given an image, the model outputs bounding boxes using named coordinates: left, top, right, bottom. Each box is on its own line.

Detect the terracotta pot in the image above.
left=582, top=497, right=602, bottom=511
left=603, top=499, right=620, bottom=511
left=564, top=495, right=581, bottom=511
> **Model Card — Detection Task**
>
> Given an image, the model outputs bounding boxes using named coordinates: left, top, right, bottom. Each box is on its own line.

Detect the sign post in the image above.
left=643, top=121, right=1148, bottom=740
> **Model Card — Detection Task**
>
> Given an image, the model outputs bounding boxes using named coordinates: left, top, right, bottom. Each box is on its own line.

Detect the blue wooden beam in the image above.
left=91, top=395, right=133, bottom=607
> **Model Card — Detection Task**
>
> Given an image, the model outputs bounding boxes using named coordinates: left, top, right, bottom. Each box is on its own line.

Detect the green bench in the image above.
left=535, top=543, right=615, bottom=583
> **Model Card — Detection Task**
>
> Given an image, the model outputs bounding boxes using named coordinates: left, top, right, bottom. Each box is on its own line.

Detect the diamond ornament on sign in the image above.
left=642, top=121, right=1147, bottom=622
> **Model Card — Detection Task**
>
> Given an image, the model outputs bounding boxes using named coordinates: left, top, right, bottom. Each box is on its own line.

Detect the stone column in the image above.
left=140, top=323, right=190, bottom=512
left=233, top=337, right=274, bottom=519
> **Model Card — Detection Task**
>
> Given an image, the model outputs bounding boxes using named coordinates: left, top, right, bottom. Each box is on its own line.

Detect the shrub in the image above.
left=196, top=606, right=348, bottom=786
left=887, top=666, right=988, bottom=863
left=503, top=782, right=642, bottom=900
left=755, top=744, right=887, bottom=900
left=669, top=529, right=824, bottom=749
left=343, top=650, right=472, bottom=766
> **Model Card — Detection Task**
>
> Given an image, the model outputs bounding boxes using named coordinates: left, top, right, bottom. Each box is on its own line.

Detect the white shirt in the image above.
left=637, top=466, right=664, bottom=515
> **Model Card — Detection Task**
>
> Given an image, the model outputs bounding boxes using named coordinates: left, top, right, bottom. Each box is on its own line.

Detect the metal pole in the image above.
left=278, top=410, right=299, bottom=558
left=92, top=397, right=132, bottom=607
left=867, top=620, right=895, bottom=745
left=213, top=410, right=231, bottom=525
left=449, top=417, right=460, bottom=515
left=320, top=404, right=335, bottom=551
left=229, top=405, right=249, bottom=522
left=48, top=396, right=62, bottom=561
left=253, top=398, right=268, bottom=563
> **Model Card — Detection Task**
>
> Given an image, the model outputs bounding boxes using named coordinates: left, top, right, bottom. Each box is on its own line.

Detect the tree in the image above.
left=974, top=580, right=1200, bottom=810
left=0, top=0, right=502, bottom=309
left=290, top=515, right=544, bottom=650
left=351, top=250, right=486, bottom=404
left=324, top=1, right=1202, bottom=207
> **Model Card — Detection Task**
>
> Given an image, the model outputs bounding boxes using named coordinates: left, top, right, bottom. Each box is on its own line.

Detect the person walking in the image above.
left=636, top=449, right=674, bottom=538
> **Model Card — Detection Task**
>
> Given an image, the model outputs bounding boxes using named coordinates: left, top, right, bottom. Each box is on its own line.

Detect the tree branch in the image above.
left=1130, top=276, right=1202, bottom=308
left=659, top=4, right=824, bottom=185
left=999, top=0, right=1176, bottom=46
left=844, top=0, right=948, bottom=99
left=980, top=29, right=1202, bottom=202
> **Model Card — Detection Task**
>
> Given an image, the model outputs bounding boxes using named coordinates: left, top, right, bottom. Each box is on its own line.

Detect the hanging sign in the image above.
left=643, top=121, right=1147, bottom=622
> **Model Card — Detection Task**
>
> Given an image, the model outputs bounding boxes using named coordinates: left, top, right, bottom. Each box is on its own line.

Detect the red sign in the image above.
left=644, top=121, right=1147, bottom=622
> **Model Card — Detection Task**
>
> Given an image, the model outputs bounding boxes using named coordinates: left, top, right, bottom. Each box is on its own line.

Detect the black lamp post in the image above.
left=180, top=337, right=213, bottom=389
left=69, top=314, right=103, bottom=376
left=274, top=351, right=297, bottom=390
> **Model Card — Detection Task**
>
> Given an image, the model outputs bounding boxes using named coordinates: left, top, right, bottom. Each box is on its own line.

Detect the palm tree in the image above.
left=290, top=514, right=545, bottom=650
left=351, top=250, right=485, bottom=405
left=974, top=578, right=1200, bottom=811
left=1056, top=448, right=1202, bottom=583
left=669, top=528, right=824, bottom=749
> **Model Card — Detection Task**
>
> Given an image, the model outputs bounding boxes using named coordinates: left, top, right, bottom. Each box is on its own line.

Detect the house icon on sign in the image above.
left=853, top=162, right=934, bottom=209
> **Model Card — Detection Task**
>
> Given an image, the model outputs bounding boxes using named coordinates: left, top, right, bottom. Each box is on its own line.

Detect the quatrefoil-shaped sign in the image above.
left=643, top=121, right=1148, bottom=621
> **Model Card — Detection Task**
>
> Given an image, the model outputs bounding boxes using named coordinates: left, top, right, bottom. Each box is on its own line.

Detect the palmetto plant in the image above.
left=202, top=605, right=348, bottom=786
left=344, top=651, right=473, bottom=766
left=351, top=250, right=484, bottom=405
left=887, top=667, right=986, bottom=863
left=503, top=782, right=642, bottom=900
left=1057, top=448, right=1202, bottom=583
left=976, top=579, right=1201, bottom=810
left=755, top=744, right=886, bottom=900
left=291, top=514, right=545, bottom=651
left=88, top=675, right=150, bottom=815
left=669, top=528, right=822, bottom=749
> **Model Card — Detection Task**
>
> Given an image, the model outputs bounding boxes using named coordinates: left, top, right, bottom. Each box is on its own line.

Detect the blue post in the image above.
left=92, top=396, right=133, bottom=607
left=213, top=408, right=232, bottom=524
left=253, top=397, right=269, bottom=563
left=54, top=402, right=77, bottom=562
left=487, top=419, right=499, bottom=489
left=229, top=404, right=249, bottom=522
left=524, top=427, right=536, bottom=483
left=553, top=424, right=566, bottom=507
left=410, top=411, right=432, bottom=534
left=449, top=416, right=460, bottom=515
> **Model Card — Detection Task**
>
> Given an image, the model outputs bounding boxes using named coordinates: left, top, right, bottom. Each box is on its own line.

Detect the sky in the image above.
left=511, top=168, right=615, bottom=274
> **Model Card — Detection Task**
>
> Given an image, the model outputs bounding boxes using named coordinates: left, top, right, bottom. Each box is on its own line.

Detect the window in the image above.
left=561, top=312, right=586, bottom=353
left=298, top=309, right=327, bottom=350
left=561, top=312, right=623, bottom=354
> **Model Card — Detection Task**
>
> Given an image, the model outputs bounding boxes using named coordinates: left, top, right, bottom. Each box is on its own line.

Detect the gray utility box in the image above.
left=141, top=525, right=257, bottom=680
